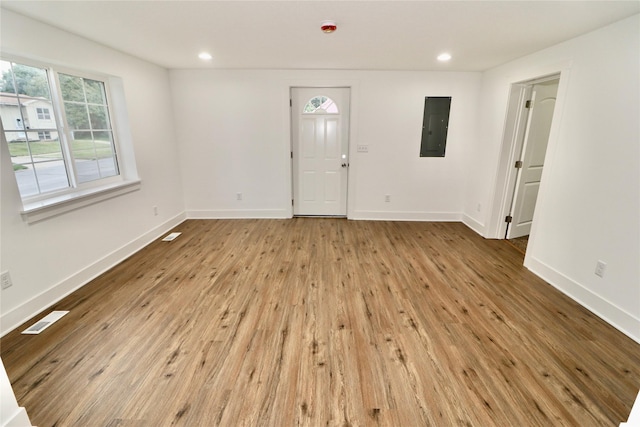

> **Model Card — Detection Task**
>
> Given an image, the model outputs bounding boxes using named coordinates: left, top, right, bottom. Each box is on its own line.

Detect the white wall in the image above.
left=0, top=9, right=186, bottom=335
left=468, top=14, right=640, bottom=342
left=170, top=69, right=480, bottom=220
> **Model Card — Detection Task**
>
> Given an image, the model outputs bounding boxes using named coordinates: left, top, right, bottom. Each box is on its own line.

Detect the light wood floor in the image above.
left=2, top=219, right=639, bottom=426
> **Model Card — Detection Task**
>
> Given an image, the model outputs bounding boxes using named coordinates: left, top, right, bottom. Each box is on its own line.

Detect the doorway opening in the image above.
left=290, top=87, right=351, bottom=217
left=500, top=74, right=560, bottom=252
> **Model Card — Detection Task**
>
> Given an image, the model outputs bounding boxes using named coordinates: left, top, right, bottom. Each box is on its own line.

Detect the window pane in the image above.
left=72, top=148, right=97, bottom=160
left=5, top=132, right=31, bottom=170
left=0, top=95, right=27, bottom=134
left=303, top=96, right=338, bottom=114
left=72, top=132, right=118, bottom=181
left=94, top=131, right=118, bottom=177
left=4, top=131, right=27, bottom=145
left=28, top=139, right=64, bottom=162
left=75, top=156, right=100, bottom=183
left=71, top=132, right=118, bottom=170
left=98, top=156, right=118, bottom=178
left=94, top=140, right=115, bottom=159
left=38, top=130, right=58, bottom=141
left=30, top=102, right=57, bottom=130
left=59, top=74, right=85, bottom=102
left=89, top=105, right=109, bottom=129
left=14, top=166, right=38, bottom=197
left=72, top=139, right=102, bottom=158
left=0, top=60, right=16, bottom=94
left=34, top=160, right=69, bottom=192
left=6, top=135, right=30, bottom=167
left=10, top=63, right=51, bottom=99
left=0, top=62, right=59, bottom=139
left=71, top=131, right=92, bottom=144
left=0, top=102, right=24, bottom=131
left=64, top=103, right=90, bottom=130
left=93, top=130, right=112, bottom=143
left=84, top=79, right=106, bottom=104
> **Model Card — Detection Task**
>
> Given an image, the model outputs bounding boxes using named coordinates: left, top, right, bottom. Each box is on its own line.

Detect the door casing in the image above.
left=506, top=77, right=559, bottom=239
left=487, top=71, right=565, bottom=241
left=290, top=87, right=351, bottom=216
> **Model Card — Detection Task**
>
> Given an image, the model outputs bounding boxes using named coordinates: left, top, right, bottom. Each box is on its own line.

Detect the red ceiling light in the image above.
left=321, top=21, right=337, bottom=33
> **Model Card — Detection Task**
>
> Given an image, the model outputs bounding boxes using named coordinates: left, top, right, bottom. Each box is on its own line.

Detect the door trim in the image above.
left=486, top=71, right=567, bottom=240
left=287, top=83, right=356, bottom=218
left=505, top=77, right=559, bottom=239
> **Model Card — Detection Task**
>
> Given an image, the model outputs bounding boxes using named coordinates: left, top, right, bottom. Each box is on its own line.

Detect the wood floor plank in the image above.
left=2, top=218, right=639, bottom=426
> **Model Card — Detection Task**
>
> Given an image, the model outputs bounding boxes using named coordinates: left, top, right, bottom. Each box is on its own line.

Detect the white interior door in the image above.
left=507, top=79, right=559, bottom=239
left=291, top=88, right=350, bottom=216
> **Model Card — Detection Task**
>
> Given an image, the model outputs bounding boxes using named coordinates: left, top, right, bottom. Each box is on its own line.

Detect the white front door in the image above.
left=291, top=88, right=350, bottom=216
left=507, top=79, right=559, bottom=239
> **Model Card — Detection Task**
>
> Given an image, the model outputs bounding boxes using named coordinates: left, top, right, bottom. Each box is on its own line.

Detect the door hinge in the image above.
left=525, top=100, right=532, bottom=108
left=290, top=99, right=292, bottom=107
left=292, top=199, right=294, bottom=206
left=505, top=215, right=513, bottom=223
left=514, top=160, right=523, bottom=168
left=291, top=151, right=293, bottom=159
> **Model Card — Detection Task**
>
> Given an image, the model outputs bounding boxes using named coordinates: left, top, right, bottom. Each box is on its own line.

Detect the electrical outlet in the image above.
left=595, top=261, right=607, bottom=278
left=153, top=206, right=158, bottom=216
left=1, top=271, right=13, bottom=290
left=236, top=193, right=243, bottom=201
left=385, top=194, right=391, bottom=203
left=357, top=145, right=369, bottom=153
left=476, top=203, right=482, bottom=212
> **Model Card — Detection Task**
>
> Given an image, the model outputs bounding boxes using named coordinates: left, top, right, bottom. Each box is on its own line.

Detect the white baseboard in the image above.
left=0, top=212, right=186, bottom=337
left=2, top=407, right=32, bottom=427
left=526, top=255, right=640, bottom=344
left=620, top=390, right=640, bottom=427
left=350, top=211, right=462, bottom=222
left=462, top=214, right=486, bottom=237
left=1, top=357, right=33, bottom=426
left=187, top=209, right=289, bottom=219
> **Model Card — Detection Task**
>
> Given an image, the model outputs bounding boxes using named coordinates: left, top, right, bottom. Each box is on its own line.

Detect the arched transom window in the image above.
left=303, top=96, right=338, bottom=114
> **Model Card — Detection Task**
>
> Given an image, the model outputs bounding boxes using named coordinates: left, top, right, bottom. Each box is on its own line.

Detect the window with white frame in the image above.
left=36, top=107, right=51, bottom=120
left=303, top=96, right=338, bottom=114
left=37, top=131, right=51, bottom=140
left=0, top=58, right=125, bottom=200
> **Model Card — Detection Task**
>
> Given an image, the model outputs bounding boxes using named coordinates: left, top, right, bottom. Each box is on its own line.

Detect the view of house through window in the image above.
left=0, top=59, right=119, bottom=199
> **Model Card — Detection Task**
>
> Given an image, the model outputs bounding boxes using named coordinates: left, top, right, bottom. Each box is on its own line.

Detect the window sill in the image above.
left=21, top=180, right=141, bottom=223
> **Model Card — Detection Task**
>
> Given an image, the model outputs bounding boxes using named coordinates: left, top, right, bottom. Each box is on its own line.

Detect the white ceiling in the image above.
left=2, top=1, right=639, bottom=71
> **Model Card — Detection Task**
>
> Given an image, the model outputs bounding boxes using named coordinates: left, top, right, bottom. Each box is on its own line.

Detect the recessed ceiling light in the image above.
left=198, top=52, right=213, bottom=61
left=437, top=53, right=452, bottom=62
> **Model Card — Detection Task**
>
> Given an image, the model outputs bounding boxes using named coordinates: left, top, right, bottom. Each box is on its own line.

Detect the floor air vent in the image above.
left=22, top=311, right=69, bottom=335
left=162, top=232, right=182, bottom=241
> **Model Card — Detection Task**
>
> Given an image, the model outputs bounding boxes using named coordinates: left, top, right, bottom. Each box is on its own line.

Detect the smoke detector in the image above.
left=321, top=21, right=337, bottom=33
